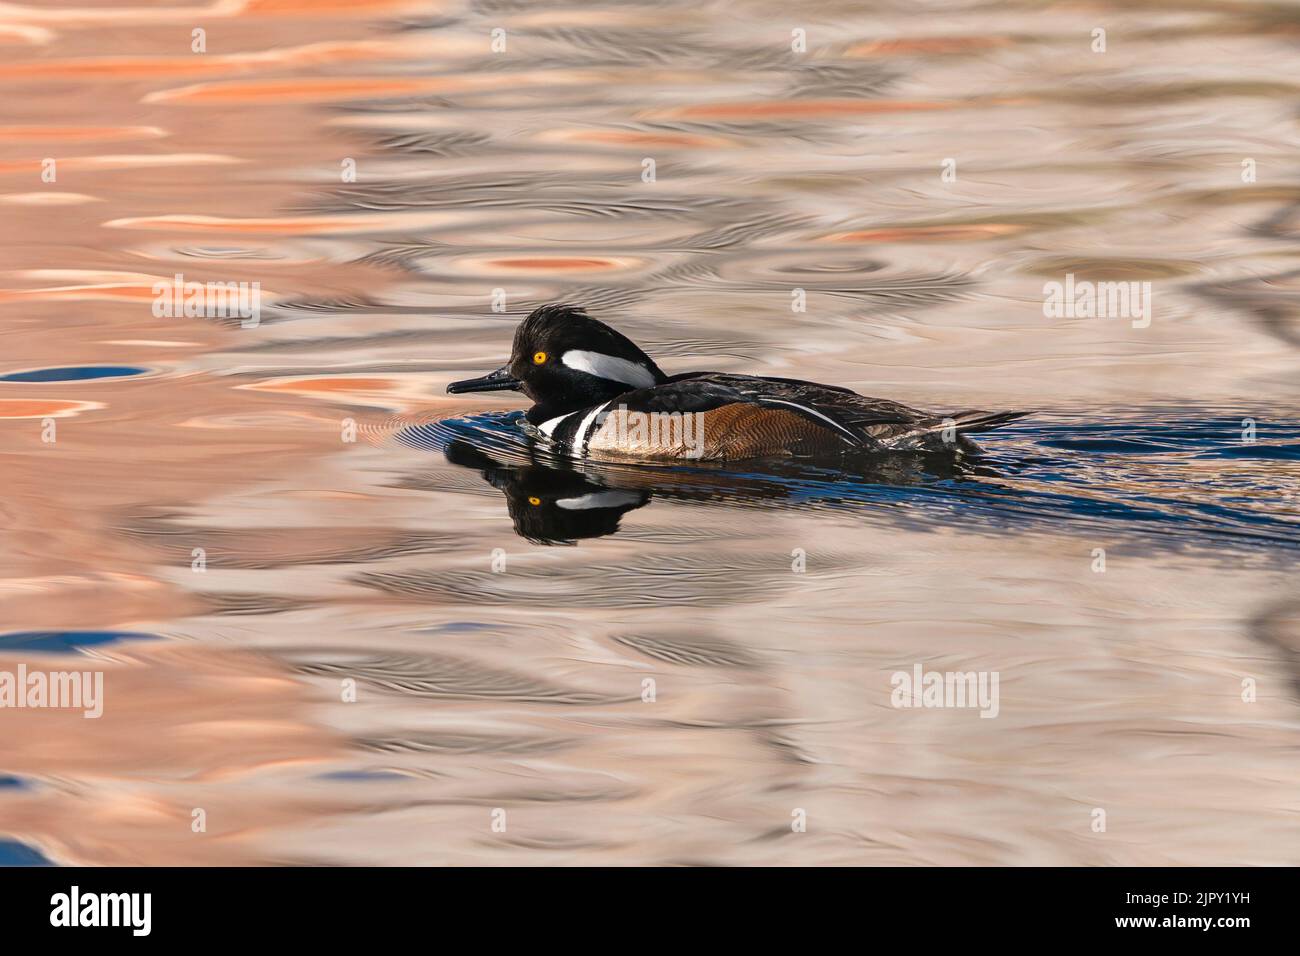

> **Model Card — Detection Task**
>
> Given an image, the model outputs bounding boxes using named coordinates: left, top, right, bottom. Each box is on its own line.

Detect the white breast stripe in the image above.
left=572, top=400, right=612, bottom=452
left=561, top=350, right=656, bottom=389
left=759, top=398, right=861, bottom=445
left=538, top=414, right=568, bottom=439
left=555, top=490, right=645, bottom=511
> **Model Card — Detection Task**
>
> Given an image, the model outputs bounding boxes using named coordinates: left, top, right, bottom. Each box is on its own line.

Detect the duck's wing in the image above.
left=650, top=372, right=917, bottom=447
left=651, top=372, right=1027, bottom=448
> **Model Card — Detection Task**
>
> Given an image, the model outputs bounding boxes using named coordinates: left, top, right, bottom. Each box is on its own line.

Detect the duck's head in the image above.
left=447, top=304, right=667, bottom=423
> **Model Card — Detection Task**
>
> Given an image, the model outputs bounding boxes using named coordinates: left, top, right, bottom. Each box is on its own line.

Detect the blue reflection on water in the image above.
left=0, top=366, right=148, bottom=383
left=0, top=631, right=157, bottom=654
left=0, top=839, right=55, bottom=867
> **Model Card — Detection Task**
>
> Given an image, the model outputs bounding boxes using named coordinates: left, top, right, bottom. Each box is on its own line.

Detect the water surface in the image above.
left=0, top=0, right=1297, bottom=866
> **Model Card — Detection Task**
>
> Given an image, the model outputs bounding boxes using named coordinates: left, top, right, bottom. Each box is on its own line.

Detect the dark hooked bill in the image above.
left=447, top=365, right=520, bottom=394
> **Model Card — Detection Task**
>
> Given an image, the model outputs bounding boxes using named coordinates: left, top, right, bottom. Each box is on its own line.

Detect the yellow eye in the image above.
left=532, top=351, right=547, bottom=365
left=528, top=496, right=541, bottom=506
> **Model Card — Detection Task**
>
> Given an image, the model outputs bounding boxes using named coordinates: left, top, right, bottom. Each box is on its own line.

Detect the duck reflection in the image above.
left=446, top=440, right=649, bottom=544
left=443, top=436, right=985, bottom=545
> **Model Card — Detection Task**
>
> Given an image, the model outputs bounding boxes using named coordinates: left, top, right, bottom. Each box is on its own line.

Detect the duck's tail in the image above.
left=942, top=409, right=1032, bottom=434
left=882, top=409, right=1031, bottom=449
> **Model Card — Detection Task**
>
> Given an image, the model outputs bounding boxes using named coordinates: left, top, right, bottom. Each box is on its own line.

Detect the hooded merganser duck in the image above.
left=447, top=304, right=1028, bottom=462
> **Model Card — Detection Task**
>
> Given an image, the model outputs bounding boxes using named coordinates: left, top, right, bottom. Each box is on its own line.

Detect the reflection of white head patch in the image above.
left=555, top=490, right=644, bottom=510
left=561, top=350, right=656, bottom=389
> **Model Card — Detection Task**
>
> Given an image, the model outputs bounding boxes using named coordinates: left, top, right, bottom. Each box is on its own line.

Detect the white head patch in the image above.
left=561, top=350, right=656, bottom=389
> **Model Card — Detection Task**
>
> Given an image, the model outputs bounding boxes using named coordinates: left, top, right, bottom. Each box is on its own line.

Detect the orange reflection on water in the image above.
left=0, top=399, right=104, bottom=419
left=0, top=125, right=164, bottom=142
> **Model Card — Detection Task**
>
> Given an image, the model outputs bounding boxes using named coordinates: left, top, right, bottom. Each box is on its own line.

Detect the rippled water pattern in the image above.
left=0, top=0, right=1297, bottom=865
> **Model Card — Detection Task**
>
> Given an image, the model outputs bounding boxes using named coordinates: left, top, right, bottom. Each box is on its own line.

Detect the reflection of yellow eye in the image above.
left=528, top=496, right=541, bottom=506
left=533, top=351, right=547, bottom=365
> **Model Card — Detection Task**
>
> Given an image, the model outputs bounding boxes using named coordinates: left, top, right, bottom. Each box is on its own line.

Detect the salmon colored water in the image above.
left=0, top=1, right=1297, bottom=866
